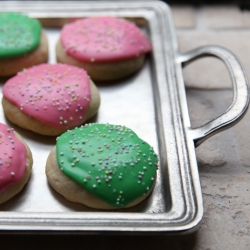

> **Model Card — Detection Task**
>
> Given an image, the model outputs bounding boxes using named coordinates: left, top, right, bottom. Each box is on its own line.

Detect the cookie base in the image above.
left=56, top=39, right=146, bottom=81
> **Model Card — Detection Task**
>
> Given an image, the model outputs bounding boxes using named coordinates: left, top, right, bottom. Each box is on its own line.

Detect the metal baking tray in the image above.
left=0, top=1, right=248, bottom=233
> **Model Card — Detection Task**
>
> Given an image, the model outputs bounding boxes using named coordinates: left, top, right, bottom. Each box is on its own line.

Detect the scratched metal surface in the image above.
left=0, top=1, right=204, bottom=232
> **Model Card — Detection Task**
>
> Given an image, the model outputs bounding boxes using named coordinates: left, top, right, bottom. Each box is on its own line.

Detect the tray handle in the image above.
left=179, top=45, right=249, bottom=147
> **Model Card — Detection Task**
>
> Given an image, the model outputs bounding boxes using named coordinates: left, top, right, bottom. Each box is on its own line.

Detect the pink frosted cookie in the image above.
left=0, top=123, right=33, bottom=204
left=56, top=17, right=151, bottom=81
left=2, top=64, right=100, bottom=136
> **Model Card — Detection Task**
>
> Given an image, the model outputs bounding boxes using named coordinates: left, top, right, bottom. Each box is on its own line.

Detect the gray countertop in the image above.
left=173, top=4, right=250, bottom=249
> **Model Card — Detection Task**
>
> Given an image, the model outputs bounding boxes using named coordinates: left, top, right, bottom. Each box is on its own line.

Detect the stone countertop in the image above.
left=1, top=3, right=250, bottom=250
left=171, top=4, right=250, bottom=249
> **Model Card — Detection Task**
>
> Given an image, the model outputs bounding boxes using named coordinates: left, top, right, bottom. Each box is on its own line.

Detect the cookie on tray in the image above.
left=0, top=123, right=33, bottom=204
left=56, top=17, right=151, bottom=81
left=0, top=12, right=48, bottom=77
left=46, top=123, right=158, bottom=209
left=2, top=64, right=100, bottom=136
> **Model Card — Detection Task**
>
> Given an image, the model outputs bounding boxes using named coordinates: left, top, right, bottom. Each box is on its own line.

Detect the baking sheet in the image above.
left=0, top=1, right=203, bottom=232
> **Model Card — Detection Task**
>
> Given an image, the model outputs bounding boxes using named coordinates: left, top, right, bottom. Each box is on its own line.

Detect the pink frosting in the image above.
left=0, top=123, right=27, bottom=193
left=60, top=17, right=152, bottom=62
left=3, top=64, right=91, bottom=129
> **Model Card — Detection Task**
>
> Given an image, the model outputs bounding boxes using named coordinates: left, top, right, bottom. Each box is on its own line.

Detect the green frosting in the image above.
left=0, top=12, right=41, bottom=58
left=56, top=124, right=158, bottom=208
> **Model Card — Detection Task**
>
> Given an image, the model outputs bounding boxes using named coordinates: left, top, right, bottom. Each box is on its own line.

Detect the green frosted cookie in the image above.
left=0, top=12, right=41, bottom=58
left=47, top=123, right=158, bottom=209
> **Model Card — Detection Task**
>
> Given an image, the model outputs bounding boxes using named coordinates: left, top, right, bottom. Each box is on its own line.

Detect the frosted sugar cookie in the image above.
left=0, top=123, right=33, bottom=204
left=2, top=64, right=100, bottom=136
left=46, top=123, right=158, bottom=209
left=0, top=12, right=48, bottom=77
left=56, top=17, right=151, bottom=81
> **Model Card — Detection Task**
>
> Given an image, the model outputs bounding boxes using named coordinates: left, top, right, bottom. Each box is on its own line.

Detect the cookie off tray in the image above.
left=0, top=1, right=248, bottom=233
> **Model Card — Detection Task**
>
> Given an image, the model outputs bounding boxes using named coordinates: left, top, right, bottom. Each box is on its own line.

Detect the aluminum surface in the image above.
left=0, top=1, right=248, bottom=233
